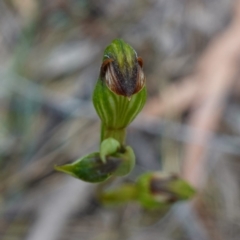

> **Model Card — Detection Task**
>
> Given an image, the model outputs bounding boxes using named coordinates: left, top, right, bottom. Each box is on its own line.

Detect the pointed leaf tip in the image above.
left=54, top=164, right=77, bottom=177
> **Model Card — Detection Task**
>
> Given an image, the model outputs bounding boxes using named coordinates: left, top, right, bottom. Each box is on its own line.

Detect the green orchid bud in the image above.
left=92, top=39, right=147, bottom=143
left=136, top=173, right=167, bottom=210
left=100, top=138, right=121, bottom=164
left=55, top=152, right=122, bottom=183
left=136, top=172, right=195, bottom=210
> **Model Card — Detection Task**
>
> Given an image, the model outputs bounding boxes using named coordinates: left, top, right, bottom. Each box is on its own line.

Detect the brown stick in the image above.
left=182, top=0, right=240, bottom=188
left=143, top=77, right=199, bottom=117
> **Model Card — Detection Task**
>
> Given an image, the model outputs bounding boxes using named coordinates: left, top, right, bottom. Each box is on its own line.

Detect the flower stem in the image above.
left=101, top=123, right=126, bottom=145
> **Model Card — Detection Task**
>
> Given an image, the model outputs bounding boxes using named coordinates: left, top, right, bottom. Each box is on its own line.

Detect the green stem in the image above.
left=101, top=123, right=126, bottom=145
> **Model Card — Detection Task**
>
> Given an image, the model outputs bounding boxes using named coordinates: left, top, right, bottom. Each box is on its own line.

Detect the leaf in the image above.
left=55, top=152, right=121, bottom=183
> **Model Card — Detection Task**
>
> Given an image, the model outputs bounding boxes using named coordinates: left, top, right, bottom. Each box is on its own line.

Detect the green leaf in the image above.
left=55, top=152, right=121, bottom=183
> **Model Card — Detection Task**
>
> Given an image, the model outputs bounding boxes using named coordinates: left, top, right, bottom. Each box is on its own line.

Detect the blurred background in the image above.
left=1, top=0, right=240, bottom=239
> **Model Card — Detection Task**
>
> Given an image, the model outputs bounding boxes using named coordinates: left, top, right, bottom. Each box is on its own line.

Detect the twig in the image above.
left=183, top=0, right=240, bottom=189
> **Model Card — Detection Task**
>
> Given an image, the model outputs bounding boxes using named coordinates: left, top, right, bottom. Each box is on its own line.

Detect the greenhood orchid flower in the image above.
left=93, top=39, right=147, bottom=143
left=55, top=39, right=147, bottom=182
